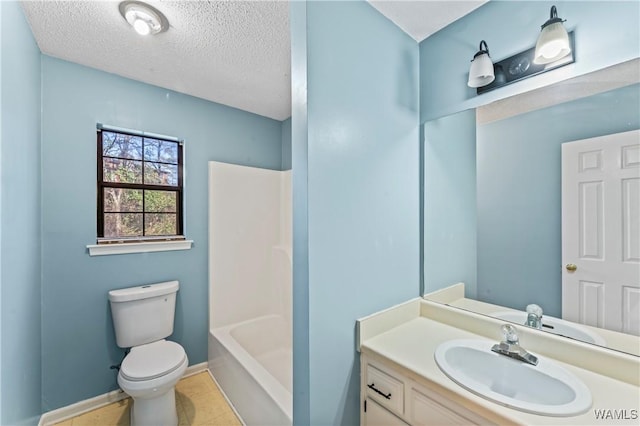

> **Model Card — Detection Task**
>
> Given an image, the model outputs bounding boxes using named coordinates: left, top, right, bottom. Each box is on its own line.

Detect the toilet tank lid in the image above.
left=108, top=281, right=179, bottom=303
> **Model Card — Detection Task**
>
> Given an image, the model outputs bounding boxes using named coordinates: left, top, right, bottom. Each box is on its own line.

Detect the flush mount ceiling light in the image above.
left=534, top=5, right=571, bottom=64
left=119, top=1, right=169, bottom=36
left=467, top=40, right=495, bottom=88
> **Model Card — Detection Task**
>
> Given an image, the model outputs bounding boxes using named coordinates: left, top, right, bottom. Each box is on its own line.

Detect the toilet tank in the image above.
left=109, top=281, right=179, bottom=348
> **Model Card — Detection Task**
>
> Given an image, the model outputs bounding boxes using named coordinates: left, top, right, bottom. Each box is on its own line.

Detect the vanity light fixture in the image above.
left=467, top=40, right=495, bottom=88
left=534, top=5, right=572, bottom=64
left=119, top=1, right=169, bottom=36
left=470, top=5, right=575, bottom=95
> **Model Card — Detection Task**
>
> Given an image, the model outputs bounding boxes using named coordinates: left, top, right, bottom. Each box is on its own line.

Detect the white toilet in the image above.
left=109, top=280, right=188, bottom=426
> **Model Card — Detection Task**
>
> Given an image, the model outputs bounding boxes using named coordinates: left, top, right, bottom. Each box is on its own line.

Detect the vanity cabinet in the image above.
left=361, top=354, right=494, bottom=426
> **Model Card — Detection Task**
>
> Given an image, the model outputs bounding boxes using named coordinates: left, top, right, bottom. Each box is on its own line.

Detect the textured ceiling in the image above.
left=22, top=0, right=291, bottom=120
left=21, top=1, right=485, bottom=122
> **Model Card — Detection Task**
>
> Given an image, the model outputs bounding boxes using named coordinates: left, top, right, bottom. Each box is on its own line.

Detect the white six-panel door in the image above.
left=562, top=129, right=640, bottom=335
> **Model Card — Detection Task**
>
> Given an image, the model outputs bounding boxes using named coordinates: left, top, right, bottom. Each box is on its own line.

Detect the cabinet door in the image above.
left=364, top=399, right=409, bottom=426
left=409, top=386, right=492, bottom=426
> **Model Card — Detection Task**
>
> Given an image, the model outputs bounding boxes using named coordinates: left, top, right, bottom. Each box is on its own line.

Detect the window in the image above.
left=97, top=128, right=184, bottom=242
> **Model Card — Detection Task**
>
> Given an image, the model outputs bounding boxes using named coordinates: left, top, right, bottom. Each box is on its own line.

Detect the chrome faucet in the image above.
left=525, top=304, right=543, bottom=329
left=491, top=324, right=539, bottom=366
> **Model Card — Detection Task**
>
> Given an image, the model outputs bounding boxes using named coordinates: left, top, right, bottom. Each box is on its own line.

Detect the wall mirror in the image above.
left=422, top=58, right=640, bottom=356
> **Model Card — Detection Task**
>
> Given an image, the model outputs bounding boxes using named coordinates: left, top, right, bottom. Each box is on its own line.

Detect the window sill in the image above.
left=87, top=239, right=193, bottom=256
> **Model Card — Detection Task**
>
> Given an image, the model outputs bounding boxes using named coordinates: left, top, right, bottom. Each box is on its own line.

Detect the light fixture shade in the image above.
left=119, top=1, right=169, bottom=36
left=468, top=41, right=495, bottom=88
left=534, top=6, right=571, bottom=64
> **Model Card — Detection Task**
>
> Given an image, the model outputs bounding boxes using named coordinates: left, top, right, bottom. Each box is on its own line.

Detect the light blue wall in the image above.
left=40, top=56, right=283, bottom=411
left=420, top=1, right=640, bottom=122
left=0, top=2, right=42, bottom=425
left=292, top=1, right=420, bottom=424
left=477, top=83, right=640, bottom=316
left=281, top=117, right=292, bottom=170
left=423, top=109, right=476, bottom=297
left=0, top=4, right=3, bottom=421
left=290, top=1, right=309, bottom=422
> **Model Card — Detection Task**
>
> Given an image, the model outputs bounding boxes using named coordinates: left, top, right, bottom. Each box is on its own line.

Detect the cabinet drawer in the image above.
left=365, top=363, right=404, bottom=416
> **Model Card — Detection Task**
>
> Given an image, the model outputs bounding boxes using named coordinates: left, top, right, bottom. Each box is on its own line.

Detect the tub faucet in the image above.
left=491, top=324, right=538, bottom=366
left=525, top=304, right=543, bottom=329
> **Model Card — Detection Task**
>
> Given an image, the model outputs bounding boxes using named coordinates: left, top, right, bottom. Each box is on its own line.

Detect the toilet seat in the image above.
left=120, top=340, right=187, bottom=381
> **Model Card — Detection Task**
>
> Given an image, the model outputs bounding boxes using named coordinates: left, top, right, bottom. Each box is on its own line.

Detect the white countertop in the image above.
left=361, top=315, right=640, bottom=425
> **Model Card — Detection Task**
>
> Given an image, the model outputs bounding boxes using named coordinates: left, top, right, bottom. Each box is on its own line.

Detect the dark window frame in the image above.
left=97, top=128, right=184, bottom=242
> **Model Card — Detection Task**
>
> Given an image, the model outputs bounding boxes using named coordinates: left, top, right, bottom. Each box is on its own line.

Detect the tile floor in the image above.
left=54, top=371, right=242, bottom=426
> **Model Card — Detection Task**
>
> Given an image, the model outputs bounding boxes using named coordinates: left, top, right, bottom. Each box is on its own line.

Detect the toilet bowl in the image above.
left=118, top=340, right=188, bottom=425
left=109, top=281, right=187, bottom=426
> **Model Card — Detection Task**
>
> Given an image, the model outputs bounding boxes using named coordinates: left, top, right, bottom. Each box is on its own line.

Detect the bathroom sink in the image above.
left=434, top=339, right=592, bottom=416
left=491, top=311, right=606, bottom=346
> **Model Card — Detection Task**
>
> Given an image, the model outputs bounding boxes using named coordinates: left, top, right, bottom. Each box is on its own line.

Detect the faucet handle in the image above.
left=501, top=324, right=519, bottom=344
left=526, top=304, right=543, bottom=318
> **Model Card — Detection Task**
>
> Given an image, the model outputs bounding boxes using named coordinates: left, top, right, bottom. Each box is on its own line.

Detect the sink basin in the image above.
left=491, top=311, right=606, bottom=346
left=434, top=339, right=592, bottom=416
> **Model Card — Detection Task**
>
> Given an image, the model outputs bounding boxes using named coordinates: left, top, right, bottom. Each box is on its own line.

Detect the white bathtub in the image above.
left=208, top=314, right=292, bottom=425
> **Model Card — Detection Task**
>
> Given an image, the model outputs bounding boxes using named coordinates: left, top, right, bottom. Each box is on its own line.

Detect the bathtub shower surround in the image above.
left=207, top=162, right=292, bottom=425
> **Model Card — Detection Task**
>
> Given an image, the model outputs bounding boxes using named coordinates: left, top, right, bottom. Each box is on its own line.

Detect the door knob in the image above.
left=565, top=263, right=577, bottom=272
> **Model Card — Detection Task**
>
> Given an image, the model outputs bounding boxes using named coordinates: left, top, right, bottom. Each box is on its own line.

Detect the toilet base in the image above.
left=130, top=387, right=178, bottom=426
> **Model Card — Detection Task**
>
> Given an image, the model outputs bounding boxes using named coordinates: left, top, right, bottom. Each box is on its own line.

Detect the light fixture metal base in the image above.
left=477, top=31, right=575, bottom=95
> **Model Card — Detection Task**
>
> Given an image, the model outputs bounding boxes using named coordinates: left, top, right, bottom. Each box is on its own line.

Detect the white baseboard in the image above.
left=38, top=389, right=128, bottom=426
left=38, top=362, right=208, bottom=426
left=183, top=361, right=209, bottom=378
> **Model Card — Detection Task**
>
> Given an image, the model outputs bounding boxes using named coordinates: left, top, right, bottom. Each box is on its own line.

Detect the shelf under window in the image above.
left=87, top=238, right=193, bottom=256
